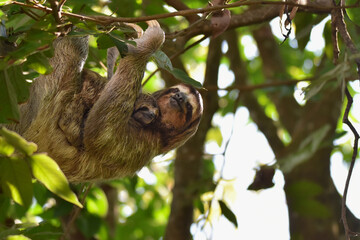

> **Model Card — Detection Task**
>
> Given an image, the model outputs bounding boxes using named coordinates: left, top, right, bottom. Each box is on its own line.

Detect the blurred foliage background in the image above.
left=1, top=0, right=360, bottom=239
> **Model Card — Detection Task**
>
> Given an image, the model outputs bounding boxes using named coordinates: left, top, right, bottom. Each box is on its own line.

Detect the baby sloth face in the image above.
left=155, top=83, right=203, bottom=131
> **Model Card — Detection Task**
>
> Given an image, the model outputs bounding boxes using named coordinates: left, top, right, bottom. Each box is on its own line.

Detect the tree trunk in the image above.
left=164, top=36, right=222, bottom=240
left=251, top=24, right=360, bottom=239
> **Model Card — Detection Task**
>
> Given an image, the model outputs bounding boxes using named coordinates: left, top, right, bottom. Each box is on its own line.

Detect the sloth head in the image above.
left=152, top=83, right=203, bottom=152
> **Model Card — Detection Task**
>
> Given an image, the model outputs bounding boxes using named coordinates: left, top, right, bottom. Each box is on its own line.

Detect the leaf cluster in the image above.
left=0, top=127, right=81, bottom=239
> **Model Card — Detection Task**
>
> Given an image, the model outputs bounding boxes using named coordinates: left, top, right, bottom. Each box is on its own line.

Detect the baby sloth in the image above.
left=12, top=21, right=203, bottom=182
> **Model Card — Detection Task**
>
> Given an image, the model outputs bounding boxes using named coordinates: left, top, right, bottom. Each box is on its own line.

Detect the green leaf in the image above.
left=97, top=34, right=114, bottom=49
left=86, top=187, right=108, bottom=217
left=0, top=136, right=15, bottom=156
left=346, top=0, right=360, bottom=26
left=0, top=127, right=37, bottom=156
left=29, top=154, right=83, bottom=208
left=0, top=69, right=20, bottom=123
left=5, top=66, right=30, bottom=103
left=169, top=68, right=202, bottom=88
left=153, top=50, right=173, bottom=72
left=294, top=14, right=326, bottom=51
left=194, top=199, right=205, bottom=214
left=304, top=62, right=350, bottom=100
left=218, top=200, right=238, bottom=228
left=5, top=12, right=34, bottom=32
left=109, top=33, right=129, bottom=56
left=9, top=39, right=49, bottom=61
left=294, top=13, right=314, bottom=51
left=279, top=125, right=331, bottom=173
left=6, top=235, right=31, bottom=240
left=76, top=213, right=102, bottom=238
left=0, top=229, right=21, bottom=240
left=27, top=52, right=53, bottom=75
left=97, top=33, right=129, bottom=57
left=22, top=221, right=63, bottom=240
left=0, top=66, right=29, bottom=123
left=323, top=20, right=333, bottom=60
left=0, top=156, right=33, bottom=208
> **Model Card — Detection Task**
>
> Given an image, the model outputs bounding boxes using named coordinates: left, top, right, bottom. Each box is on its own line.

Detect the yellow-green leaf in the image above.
left=86, top=187, right=108, bottom=217
left=29, top=154, right=83, bottom=208
left=6, top=235, right=31, bottom=240
left=0, top=0, right=11, bottom=7
left=0, top=136, right=15, bottom=156
left=0, top=156, right=33, bottom=208
left=0, top=127, right=37, bottom=156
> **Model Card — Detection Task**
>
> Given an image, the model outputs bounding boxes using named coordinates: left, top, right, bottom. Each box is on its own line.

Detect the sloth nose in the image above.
left=174, top=92, right=186, bottom=103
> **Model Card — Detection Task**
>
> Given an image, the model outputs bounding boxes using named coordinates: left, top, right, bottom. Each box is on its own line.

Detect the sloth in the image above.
left=10, top=21, right=203, bottom=182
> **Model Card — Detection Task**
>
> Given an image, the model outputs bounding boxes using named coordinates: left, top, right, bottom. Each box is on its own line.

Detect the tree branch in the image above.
left=163, top=0, right=200, bottom=23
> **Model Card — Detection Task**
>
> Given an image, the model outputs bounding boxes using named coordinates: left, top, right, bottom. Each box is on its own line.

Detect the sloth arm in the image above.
left=83, top=22, right=165, bottom=154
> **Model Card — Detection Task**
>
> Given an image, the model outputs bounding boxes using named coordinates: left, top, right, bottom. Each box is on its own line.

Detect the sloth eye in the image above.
left=137, top=106, right=149, bottom=112
left=171, top=88, right=180, bottom=93
left=186, top=102, right=192, bottom=111
left=185, top=103, right=193, bottom=122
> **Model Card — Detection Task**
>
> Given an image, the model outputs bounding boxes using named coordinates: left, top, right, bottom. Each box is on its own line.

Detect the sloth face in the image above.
left=155, top=84, right=203, bottom=131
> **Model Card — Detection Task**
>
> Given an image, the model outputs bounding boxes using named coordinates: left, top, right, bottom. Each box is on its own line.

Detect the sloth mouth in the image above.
left=170, top=96, right=184, bottom=112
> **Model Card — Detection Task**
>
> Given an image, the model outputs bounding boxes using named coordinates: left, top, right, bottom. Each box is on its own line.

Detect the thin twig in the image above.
left=341, top=88, right=360, bottom=240
left=332, top=0, right=360, bottom=238
left=62, top=183, right=93, bottom=240
left=330, top=6, right=340, bottom=65
left=334, top=0, right=360, bottom=79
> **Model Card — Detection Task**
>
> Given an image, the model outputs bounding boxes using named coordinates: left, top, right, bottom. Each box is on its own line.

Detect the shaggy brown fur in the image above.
left=7, top=21, right=203, bottom=182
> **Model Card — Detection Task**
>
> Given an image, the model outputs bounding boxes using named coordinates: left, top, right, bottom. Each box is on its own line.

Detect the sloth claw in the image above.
left=124, top=23, right=144, bottom=38
left=146, top=20, right=160, bottom=28
left=123, top=20, right=159, bottom=39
